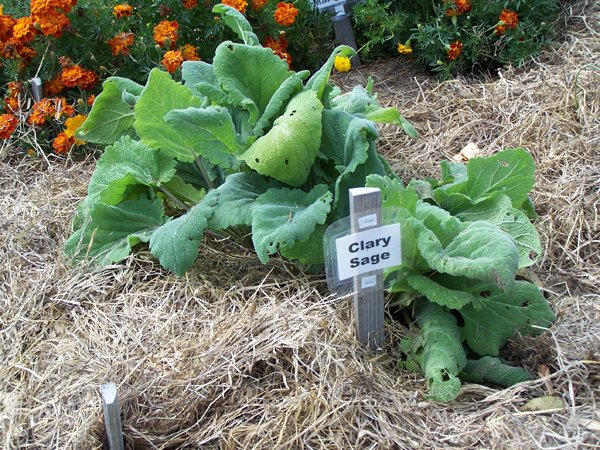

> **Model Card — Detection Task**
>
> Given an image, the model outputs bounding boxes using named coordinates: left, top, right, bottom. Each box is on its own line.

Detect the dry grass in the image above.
left=1, top=1, right=598, bottom=448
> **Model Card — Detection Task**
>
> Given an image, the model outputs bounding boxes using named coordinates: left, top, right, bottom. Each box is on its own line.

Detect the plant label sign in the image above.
left=310, top=0, right=346, bottom=11
left=335, top=223, right=401, bottom=281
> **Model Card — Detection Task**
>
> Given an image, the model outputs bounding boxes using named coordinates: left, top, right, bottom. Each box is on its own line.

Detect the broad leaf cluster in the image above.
left=370, top=148, right=554, bottom=402
left=66, top=6, right=416, bottom=275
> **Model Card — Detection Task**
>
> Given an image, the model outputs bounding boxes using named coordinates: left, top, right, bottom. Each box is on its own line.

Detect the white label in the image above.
left=335, top=223, right=401, bottom=281
left=361, top=275, right=377, bottom=289
left=358, top=214, right=378, bottom=229
left=310, top=0, right=345, bottom=10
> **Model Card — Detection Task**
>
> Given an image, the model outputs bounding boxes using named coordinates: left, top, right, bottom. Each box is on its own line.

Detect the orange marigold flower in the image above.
left=162, top=50, right=184, bottom=73
left=60, top=65, right=98, bottom=90
left=447, top=40, right=463, bottom=60
left=5, top=96, right=20, bottom=112
left=52, top=131, right=73, bottom=154
left=0, top=7, right=16, bottom=42
left=44, top=76, right=64, bottom=96
left=54, top=97, right=75, bottom=118
left=274, top=2, right=298, bottom=27
left=251, top=0, right=268, bottom=10
left=0, top=113, right=18, bottom=139
left=34, top=12, right=70, bottom=38
left=179, top=44, right=200, bottom=61
left=263, top=34, right=288, bottom=54
left=12, top=16, right=36, bottom=43
left=496, top=9, right=519, bottom=35
left=87, top=94, right=95, bottom=106
left=28, top=98, right=55, bottom=126
left=221, top=0, right=247, bottom=15
left=108, top=32, right=134, bottom=56
left=455, top=0, right=471, bottom=14
left=113, top=4, right=133, bottom=18
left=183, top=0, right=198, bottom=8
left=153, top=20, right=178, bottom=49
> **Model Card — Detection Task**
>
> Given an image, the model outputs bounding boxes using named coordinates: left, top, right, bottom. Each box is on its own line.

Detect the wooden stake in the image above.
left=349, top=188, right=384, bottom=352
left=101, top=383, right=124, bottom=450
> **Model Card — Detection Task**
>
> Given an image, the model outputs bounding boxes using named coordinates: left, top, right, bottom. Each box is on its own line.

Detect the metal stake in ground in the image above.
left=101, top=383, right=124, bottom=450
left=349, top=187, right=384, bottom=351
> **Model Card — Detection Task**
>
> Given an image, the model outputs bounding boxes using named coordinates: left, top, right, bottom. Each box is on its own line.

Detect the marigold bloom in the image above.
left=274, top=2, right=298, bottom=27
left=496, top=9, right=519, bottom=35
left=334, top=55, right=351, bottom=72
left=447, top=40, right=463, bottom=60
left=162, top=50, right=184, bottom=73
left=87, top=94, right=95, bottom=106
left=113, top=4, right=133, bottom=19
left=0, top=114, right=18, bottom=139
left=44, top=76, right=64, bottom=96
left=34, top=12, right=70, bottom=38
left=28, top=98, right=55, bottom=126
left=52, top=131, right=73, bottom=154
left=108, top=32, right=134, bottom=56
left=263, top=35, right=291, bottom=66
left=397, top=42, right=412, bottom=55
left=183, top=0, right=198, bottom=8
left=54, top=97, right=75, bottom=117
left=179, top=44, right=200, bottom=61
left=251, top=0, right=268, bottom=10
left=64, top=114, right=86, bottom=145
left=60, top=65, right=98, bottom=90
left=221, top=0, right=248, bottom=14
left=12, top=16, right=36, bottom=43
left=153, top=20, right=178, bottom=49
left=0, top=7, right=16, bottom=42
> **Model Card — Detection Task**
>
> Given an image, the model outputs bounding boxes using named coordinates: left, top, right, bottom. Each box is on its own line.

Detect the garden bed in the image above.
left=1, top=0, right=598, bottom=448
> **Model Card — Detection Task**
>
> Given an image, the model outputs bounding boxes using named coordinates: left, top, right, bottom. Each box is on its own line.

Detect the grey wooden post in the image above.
left=349, top=188, right=384, bottom=351
left=101, top=383, right=125, bottom=450
left=30, top=77, right=43, bottom=102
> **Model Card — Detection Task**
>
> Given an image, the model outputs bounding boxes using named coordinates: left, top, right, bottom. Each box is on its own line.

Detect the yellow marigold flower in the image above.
left=179, top=43, right=200, bottom=61
left=113, top=4, right=134, bottom=19
left=52, top=131, right=73, bottom=154
left=182, top=0, right=198, bottom=8
left=65, top=114, right=87, bottom=145
left=162, top=50, right=184, bottom=73
left=221, top=0, right=248, bottom=15
left=274, top=2, right=298, bottom=27
left=153, top=20, right=179, bottom=49
left=108, top=32, right=134, bottom=56
left=397, top=42, right=412, bottom=55
left=0, top=113, right=18, bottom=140
left=334, top=55, right=351, bottom=72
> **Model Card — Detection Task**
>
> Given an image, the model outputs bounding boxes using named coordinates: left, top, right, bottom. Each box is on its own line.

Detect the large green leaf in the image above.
left=134, top=69, right=202, bottom=161
left=443, top=148, right=536, bottom=207
left=407, top=273, right=476, bottom=310
left=213, top=41, right=291, bottom=125
left=207, top=172, right=276, bottom=230
left=240, top=90, right=323, bottom=187
left=164, top=105, right=242, bottom=168
left=212, top=4, right=260, bottom=46
left=416, top=220, right=520, bottom=291
left=279, top=223, right=327, bottom=265
left=181, top=60, right=219, bottom=99
left=451, top=192, right=542, bottom=267
left=460, top=356, right=531, bottom=386
left=408, top=301, right=467, bottom=402
left=458, top=280, right=555, bottom=356
left=306, top=45, right=355, bottom=101
left=76, top=77, right=143, bottom=144
left=64, top=197, right=166, bottom=264
left=149, top=195, right=217, bottom=276
left=86, top=136, right=177, bottom=206
left=251, top=184, right=332, bottom=263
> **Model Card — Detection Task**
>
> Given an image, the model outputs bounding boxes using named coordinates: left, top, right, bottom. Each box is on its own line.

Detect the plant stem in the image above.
left=195, top=155, right=215, bottom=190
left=159, top=185, right=189, bottom=211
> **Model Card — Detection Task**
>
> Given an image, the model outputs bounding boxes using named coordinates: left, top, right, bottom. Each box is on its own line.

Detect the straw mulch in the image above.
left=1, top=1, right=598, bottom=448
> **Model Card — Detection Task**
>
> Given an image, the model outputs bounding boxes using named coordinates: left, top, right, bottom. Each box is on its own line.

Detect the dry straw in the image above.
left=1, top=0, right=598, bottom=448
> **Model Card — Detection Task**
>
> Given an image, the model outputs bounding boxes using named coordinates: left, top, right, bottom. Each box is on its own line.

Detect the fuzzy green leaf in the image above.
left=251, top=185, right=332, bottom=263
left=181, top=60, right=219, bottom=99
left=134, top=69, right=202, bottom=161
left=409, top=301, right=467, bottom=402
left=207, top=172, right=276, bottom=230
left=407, top=273, right=476, bottom=309
left=416, top=220, right=520, bottom=291
left=459, top=280, right=555, bottom=356
left=452, top=193, right=542, bottom=267
left=213, top=41, right=291, bottom=125
left=240, top=89, right=323, bottom=187
left=64, top=197, right=166, bottom=264
left=460, top=356, right=531, bottom=386
left=306, top=45, right=355, bottom=100
left=279, top=223, right=327, bottom=265
left=162, top=176, right=204, bottom=205
left=149, top=195, right=217, bottom=276
left=76, top=77, right=143, bottom=144
left=86, top=136, right=177, bottom=206
left=212, top=4, right=260, bottom=46
left=164, top=105, right=242, bottom=168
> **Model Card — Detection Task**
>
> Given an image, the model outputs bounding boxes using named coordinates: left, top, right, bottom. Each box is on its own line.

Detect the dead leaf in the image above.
left=578, top=418, right=600, bottom=433
left=521, top=396, right=564, bottom=412
left=453, top=143, right=482, bottom=161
